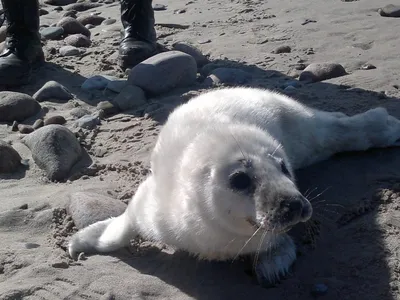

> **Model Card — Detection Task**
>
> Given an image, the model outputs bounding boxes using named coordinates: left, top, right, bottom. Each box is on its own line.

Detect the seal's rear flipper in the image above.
left=68, top=211, right=134, bottom=259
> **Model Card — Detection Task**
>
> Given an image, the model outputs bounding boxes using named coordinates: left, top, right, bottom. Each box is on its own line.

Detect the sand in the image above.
left=1, top=0, right=400, bottom=299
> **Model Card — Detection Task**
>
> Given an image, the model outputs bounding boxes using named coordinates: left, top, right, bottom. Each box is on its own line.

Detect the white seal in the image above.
left=68, top=87, right=400, bottom=285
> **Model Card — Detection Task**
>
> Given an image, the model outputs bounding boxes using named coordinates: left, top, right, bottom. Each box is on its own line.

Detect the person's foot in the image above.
left=0, top=0, right=44, bottom=86
left=118, top=36, right=157, bottom=70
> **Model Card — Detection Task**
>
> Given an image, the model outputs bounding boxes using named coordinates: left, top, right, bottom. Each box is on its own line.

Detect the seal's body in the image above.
left=69, top=87, right=400, bottom=285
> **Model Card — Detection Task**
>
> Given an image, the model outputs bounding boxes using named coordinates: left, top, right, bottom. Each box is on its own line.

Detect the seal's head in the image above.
left=181, top=124, right=312, bottom=237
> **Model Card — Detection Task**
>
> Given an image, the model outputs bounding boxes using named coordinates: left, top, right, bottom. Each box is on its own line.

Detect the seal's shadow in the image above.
left=110, top=149, right=399, bottom=300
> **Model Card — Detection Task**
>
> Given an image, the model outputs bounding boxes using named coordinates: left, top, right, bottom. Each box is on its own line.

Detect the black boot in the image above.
left=118, top=0, right=158, bottom=70
left=0, top=0, right=44, bottom=86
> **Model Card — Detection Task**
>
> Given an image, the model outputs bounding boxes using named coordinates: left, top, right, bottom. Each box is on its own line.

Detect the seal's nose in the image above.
left=280, top=194, right=313, bottom=223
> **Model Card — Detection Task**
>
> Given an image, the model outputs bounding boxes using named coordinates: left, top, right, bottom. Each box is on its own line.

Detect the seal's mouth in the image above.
left=246, top=218, right=295, bottom=234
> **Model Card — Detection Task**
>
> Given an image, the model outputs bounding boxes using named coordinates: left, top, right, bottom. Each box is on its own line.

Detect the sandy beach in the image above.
left=1, top=0, right=400, bottom=299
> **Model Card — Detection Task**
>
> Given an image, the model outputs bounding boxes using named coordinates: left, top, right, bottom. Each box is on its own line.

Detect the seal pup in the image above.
left=68, top=87, right=400, bottom=285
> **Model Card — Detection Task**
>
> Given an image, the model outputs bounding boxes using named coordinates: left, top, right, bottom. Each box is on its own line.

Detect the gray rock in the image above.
left=0, top=92, right=41, bottom=122
left=0, top=140, right=22, bottom=173
left=204, top=67, right=252, bottom=86
left=44, top=0, right=77, bottom=5
left=39, top=26, right=64, bottom=40
left=76, top=15, right=105, bottom=26
left=299, top=63, right=347, bottom=82
left=106, top=79, right=128, bottom=93
left=81, top=75, right=118, bottom=90
left=33, top=81, right=73, bottom=102
left=272, top=45, right=291, bottom=54
left=67, top=191, right=127, bottom=229
left=70, top=107, right=91, bottom=118
left=75, top=115, right=100, bottom=129
left=153, top=3, right=167, bottom=10
left=39, top=9, right=49, bottom=16
left=22, top=125, right=82, bottom=181
left=113, top=85, right=147, bottom=111
left=63, top=10, right=77, bottom=18
left=18, top=124, right=35, bottom=134
left=59, top=45, right=82, bottom=56
left=96, top=101, right=119, bottom=116
left=378, top=5, right=400, bottom=17
left=85, top=24, right=95, bottom=29
left=172, top=42, right=209, bottom=67
left=32, top=119, right=44, bottom=130
left=57, top=17, right=90, bottom=37
left=128, top=51, right=197, bottom=95
left=64, top=34, right=91, bottom=47
left=66, top=2, right=102, bottom=12
left=44, top=115, right=66, bottom=126
left=102, top=18, right=116, bottom=25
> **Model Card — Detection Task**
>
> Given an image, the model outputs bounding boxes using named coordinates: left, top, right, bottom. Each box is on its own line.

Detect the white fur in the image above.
left=68, top=87, right=400, bottom=285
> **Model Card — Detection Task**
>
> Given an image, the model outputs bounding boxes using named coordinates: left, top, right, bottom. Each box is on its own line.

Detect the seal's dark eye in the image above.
left=280, top=161, right=290, bottom=177
left=229, top=171, right=252, bottom=191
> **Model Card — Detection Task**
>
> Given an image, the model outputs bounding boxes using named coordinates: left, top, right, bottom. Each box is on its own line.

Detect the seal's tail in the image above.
left=68, top=211, right=134, bottom=259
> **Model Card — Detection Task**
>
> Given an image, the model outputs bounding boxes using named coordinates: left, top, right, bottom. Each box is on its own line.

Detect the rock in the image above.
left=0, top=140, right=22, bottom=173
left=32, top=119, right=44, bottom=130
left=106, top=80, right=128, bottom=93
left=0, top=26, right=7, bottom=43
left=299, top=63, right=347, bottom=82
left=54, top=6, right=63, bottom=11
left=81, top=75, right=119, bottom=90
left=74, top=115, right=100, bottom=129
left=97, top=101, right=119, bottom=116
left=44, top=0, right=77, bottom=5
left=198, top=39, right=211, bottom=44
left=128, top=51, right=197, bottom=95
left=57, top=17, right=90, bottom=37
left=378, top=5, right=400, bottom=17
left=70, top=107, right=91, bottom=118
left=113, top=85, right=147, bottom=111
left=11, top=121, right=18, bottom=131
left=153, top=3, right=167, bottom=10
left=25, top=243, right=40, bottom=249
left=39, top=8, right=49, bottom=16
left=76, top=14, right=105, bottom=26
left=0, top=92, right=41, bottom=122
left=63, top=10, right=77, bottom=18
left=102, top=19, right=116, bottom=25
left=85, top=24, right=95, bottom=29
left=33, top=81, right=73, bottom=102
left=172, top=42, right=209, bottom=67
left=66, top=2, right=102, bottom=12
left=64, top=34, right=91, bottom=47
left=44, top=115, right=67, bottom=126
left=39, top=27, right=64, bottom=40
left=51, top=260, right=69, bottom=269
left=272, top=45, right=291, bottom=54
left=22, top=125, right=82, bottom=181
left=18, top=124, right=35, bottom=134
left=67, top=191, right=127, bottom=229
left=361, top=63, right=376, bottom=70
left=59, top=45, right=82, bottom=56
left=204, top=67, right=252, bottom=86
left=311, top=283, right=328, bottom=296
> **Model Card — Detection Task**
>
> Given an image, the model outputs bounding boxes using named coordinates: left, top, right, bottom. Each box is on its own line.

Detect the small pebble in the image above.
left=64, top=33, right=91, bottom=47
left=378, top=4, right=400, bottom=17
left=153, top=3, right=167, bottom=10
left=40, top=26, right=64, bottom=40
left=75, top=115, right=100, bottom=129
left=39, top=8, right=49, bottom=16
left=360, top=63, right=376, bottom=70
left=66, top=2, right=102, bottom=12
left=25, top=243, right=40, bottom=249
left=272, top=45, right=291, bottom=54
left=59, top=45, right=82, bottom=56
left=44, top=116, right=66, bottom=126
left=19, top=204, right=28, bottom=209
left=33, top=81, right=73, bottom=102
left=63, top=10, right=77, bottom=18
left=77, top=14, right=105, bottom=26
left=32, top=119, right=44, bottom=130
left=113, top=85, right=147, bottom=111
left=102, top=19, right=116, bottom=25
left=96, top=101, right=119, bottom=116
left=51, top=261, right=69, bottom=269
left=198, top=39, right=211, bottom=44
left=18, top=124, right=35, bottom=134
